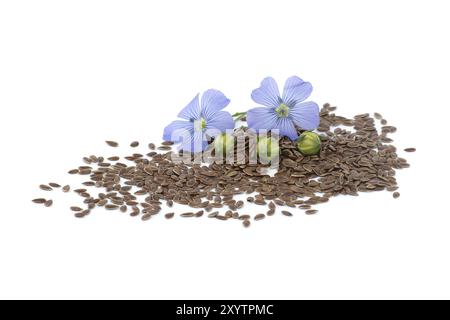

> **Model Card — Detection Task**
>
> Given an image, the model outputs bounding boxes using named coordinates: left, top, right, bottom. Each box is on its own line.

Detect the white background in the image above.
left=1, top=0, right=449, bottom=300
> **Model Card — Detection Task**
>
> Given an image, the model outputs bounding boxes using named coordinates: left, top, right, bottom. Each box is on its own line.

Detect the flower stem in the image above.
left=232, top=112, right=247, bottom=121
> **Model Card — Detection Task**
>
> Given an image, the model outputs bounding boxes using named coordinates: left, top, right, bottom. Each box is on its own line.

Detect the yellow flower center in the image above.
left=275, top=103, right=290, bottom=118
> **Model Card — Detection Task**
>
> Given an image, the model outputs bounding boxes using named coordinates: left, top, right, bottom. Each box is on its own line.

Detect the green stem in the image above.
left=232, top=112, right=247, bottom=121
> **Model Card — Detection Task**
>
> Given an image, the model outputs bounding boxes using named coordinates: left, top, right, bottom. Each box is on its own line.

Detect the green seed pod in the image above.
left=214, top=133, right=234, bottom=155
left=297, top=131, right=321, bottom=156
left=257, top=137, right=280, bottom=161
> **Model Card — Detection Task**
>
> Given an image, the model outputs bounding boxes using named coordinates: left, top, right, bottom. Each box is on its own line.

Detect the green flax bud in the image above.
left=297, top=131, right=321, bottom=156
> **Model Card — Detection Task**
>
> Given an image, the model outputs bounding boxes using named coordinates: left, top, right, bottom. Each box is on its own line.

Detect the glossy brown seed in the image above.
left=130, top=141, right=139, bottom=148
left=68, top=169, right=79, bottom=174
left=141, top=214, right=152, bottom=221
left=267, top=209, right=275, bottom=216
left=243, top=220, right=251, bottom=228
left=130, top=206, right=140, bottom=216
left=254, top=214, right=265, bottom=221
left=70, top=206, right=83, bottom=212
left=404, top=148, right=416, bottom=152
left=106, top=141, right=119, bottom=147
left=39, top=184, right=52, bottom=191
left=165, top=212, right=175, bottom=219
left=108, top=156, right=120, bottom=161
left=305, top=210, right=318, bottom=215
left=239, top=215, right=250, bottom=220
left=74, top=212, right=86, bottom=218
left=49, top=183, right=61, bottom=188
left=393, top=192, right=400, bottom=199
left=62, top=185, right=70, bottom=192
left=281, top=210, right=293, bottom=217
left=208, top=211, right=219, bottom=218
left=44, top=200, right=53, bottom=207
left=105, top=204, right=119, bottom=210
left=32, top=198, right=47, bottom=204
left=148, top=143, right=156, bottom=150
left=195, top=210, right=204, bottom=217
left=181, top=212, right=194, bottom=217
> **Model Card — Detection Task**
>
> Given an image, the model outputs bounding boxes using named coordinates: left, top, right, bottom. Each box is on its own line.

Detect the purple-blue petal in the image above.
left=201, top=89, right=230, bottom=120
left=180, top=130, right=208, bottom=153
left=282, top=76, right=313, bottom=107
left=289, top=101, right=320, bottom=131
left=163, top=120, right=194, bottom=142
left=246, top=107, right=279, bottom=131
left=276, top=118, right=298, bottom=140
left=251, top=77, right=281, bottom=108
left=205, top=111, right=234, bottom=132
left=178, top=93, right=201, bottom=120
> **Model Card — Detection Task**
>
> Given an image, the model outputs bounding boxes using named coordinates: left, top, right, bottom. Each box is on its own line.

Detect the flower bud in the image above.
left=297, top=131, right=321, bottom=156
left=257, top=136, right=280, bottom=162
left=214, top=133, right=234, bottom=156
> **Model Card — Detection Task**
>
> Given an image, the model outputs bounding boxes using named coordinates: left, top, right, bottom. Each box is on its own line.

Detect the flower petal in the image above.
left=247, top=107, right=279, bottom=131
left=201, top=89, right=230, bottom=120
left=205, top=111, right=234, bottom=132
left=178, top=93, right=201, bottom=120
left=180, top=130, right=208, bottom=153
left=163, top=120, right=194, bottom=142
left=277, top=118, right=298, bottom=140
left=289, top=101, right=320, bottom=131
left=282, top=76, right=313, bottom=107
left=251, top=77, right=281, bottom=108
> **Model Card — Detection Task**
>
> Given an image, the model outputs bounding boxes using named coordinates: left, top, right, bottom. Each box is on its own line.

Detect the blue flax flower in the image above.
left=163, top=90, right=235, bottom=152
left=247, top=76, right=320, bottom=140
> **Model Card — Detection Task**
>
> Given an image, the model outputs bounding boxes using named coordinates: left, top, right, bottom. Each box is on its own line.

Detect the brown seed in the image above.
left=106, top=141, right=119, bottom=147
left=374, top=112, right=382, bottom=120
left=165, top=212, right=175, bottom=219
left=181, top=212, right=194, bottom=217
left=130, top=141, right=139, bottom=148
left=393, top=192, right=400, bottom=199
left=267, top=209, right=275, bottom=216
left=32, top=198, right=47, bottom=204
left=239, top=214, right=250, bottom=220
left=68, top=169, right=79, bottom=175
left=254, top=214, right=266, bottom=221
left=148, top=143, right=156, bottom=150
left=108, top=156, right=120, bottom=161
left=243, top=220, right=251, bottom=228
left=62, top=185, right=70, bottom=192
left=404, top=148, right=416, bottom=152
left=162, top=141, right=174, bottom=146
left=39, top=184, right=52, bottom=191
left=44, top=200, right=53, bottom=207
left=130, top=206, right=140, bottom=216
left=141, top=214, right=152, bottom=221
left=208, top=211, right=219, bottom=218
left=157, top=146, right=171, bottom=151
left=49, top=183, right=61, bottom=188
left=105, top=204, right=119, bottom=210
left=305, top=209, right=318, bottom=215
left=281, top=210, right=293, bottom=217
left=74, top=212, right=86, bottom=218
left=120, top=205, right=127, bottom=213
left=70, top=206, right=83, bottom=212
left=195, top=210, right=204, bottom=217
